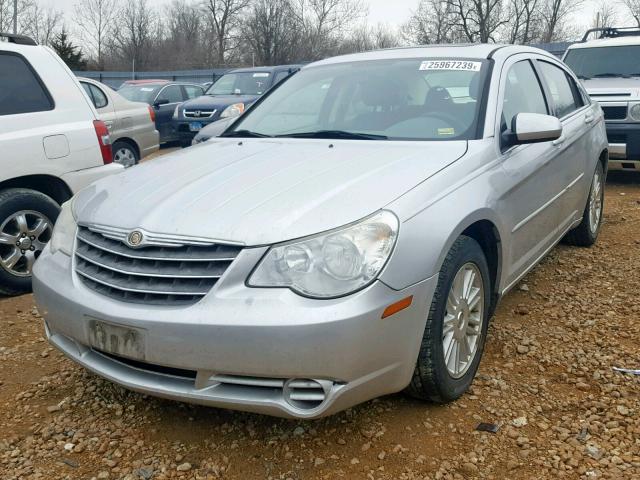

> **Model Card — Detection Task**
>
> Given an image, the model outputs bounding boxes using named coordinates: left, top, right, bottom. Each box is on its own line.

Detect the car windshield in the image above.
left=564, top=46, right=640, bottom=78
left=225, top=58, right=488, bottom=141
left=206, top=72, right=272, bottom=96
left=118, top=85, right=162, bottom=103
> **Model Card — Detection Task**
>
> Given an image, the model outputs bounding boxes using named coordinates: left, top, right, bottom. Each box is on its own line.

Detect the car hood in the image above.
left=74, top=139, right=467, bottom=245
left=582, top=77, right=640, bottom=100
left=181, top=94, right=258, bottom=111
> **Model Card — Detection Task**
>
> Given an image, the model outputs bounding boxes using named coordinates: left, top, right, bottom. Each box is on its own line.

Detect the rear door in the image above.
left=535, top=59, right=594, bottom=226
left=495, top=56, right=566, bottom=287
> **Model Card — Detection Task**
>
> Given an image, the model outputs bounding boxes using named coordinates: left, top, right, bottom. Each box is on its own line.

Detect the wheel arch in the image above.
left=0, top=175, right=72, bottom=205
left=112, top=136, right=141, bottom=159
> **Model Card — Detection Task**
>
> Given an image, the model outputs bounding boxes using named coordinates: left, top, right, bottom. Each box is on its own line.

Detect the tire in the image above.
left=564, top=161, right=605, bottom=247
left=112, top=140, right=139, bottom=167
left=406, top=235, right=491, bottom=403
left=0, top=188, right=60, bottom=296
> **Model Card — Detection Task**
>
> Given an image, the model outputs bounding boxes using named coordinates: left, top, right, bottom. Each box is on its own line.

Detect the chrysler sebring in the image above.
left=33, top=45, right=608, bottom=418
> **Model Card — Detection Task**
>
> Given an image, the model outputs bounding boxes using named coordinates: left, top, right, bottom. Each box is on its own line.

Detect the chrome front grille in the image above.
left=184, top=109, right=216, bottom=118
left=74, top=226, right=242, bottom=305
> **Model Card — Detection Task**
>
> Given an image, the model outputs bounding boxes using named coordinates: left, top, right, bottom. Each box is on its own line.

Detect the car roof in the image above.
left=567, top=36, right=640, bottom=49
left=305, top=44, right=554, bottom=68
left=227, top=65, right=302, bottom=74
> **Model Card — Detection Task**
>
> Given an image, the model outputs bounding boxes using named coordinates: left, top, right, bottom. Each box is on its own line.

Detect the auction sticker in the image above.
left=420, top=60, right=482, bottom=71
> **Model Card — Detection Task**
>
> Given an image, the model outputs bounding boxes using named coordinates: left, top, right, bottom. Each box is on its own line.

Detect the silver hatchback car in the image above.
left=33, top=45, right=607, bottom=419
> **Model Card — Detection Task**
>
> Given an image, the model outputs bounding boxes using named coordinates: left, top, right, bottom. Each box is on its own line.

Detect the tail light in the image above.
left=93, top=120, right=113, bottom=164
left=148, top=105, right=156, bottom=123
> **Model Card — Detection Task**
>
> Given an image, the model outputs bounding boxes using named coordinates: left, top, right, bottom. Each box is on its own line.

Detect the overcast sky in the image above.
left=44, top=0, right=598, bottom=36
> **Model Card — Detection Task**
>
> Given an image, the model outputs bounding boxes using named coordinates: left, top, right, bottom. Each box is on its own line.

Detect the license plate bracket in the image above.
left=189, top=121, right=202, bottom=132
left=88, top=319, right=146, bottom=361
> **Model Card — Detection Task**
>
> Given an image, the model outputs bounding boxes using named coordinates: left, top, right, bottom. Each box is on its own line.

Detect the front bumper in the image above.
left=174, top=119, right=217, bottom=144
left=33, top=245, right=436, bottom=418
left=605, top=122, right=640, bottom=170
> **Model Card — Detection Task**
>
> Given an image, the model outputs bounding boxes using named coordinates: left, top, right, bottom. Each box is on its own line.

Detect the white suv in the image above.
left=564, top=27, right=640, bottom=171
left=0, top=33, right=123, bottom=295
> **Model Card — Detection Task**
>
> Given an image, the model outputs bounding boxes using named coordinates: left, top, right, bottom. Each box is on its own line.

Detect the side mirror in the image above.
left=153, top=98, right=170, bottom=108
left=503, top=112, right=562, bottom=147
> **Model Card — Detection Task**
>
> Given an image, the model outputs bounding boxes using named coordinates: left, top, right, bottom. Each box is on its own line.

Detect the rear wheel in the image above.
left=0, top=189, right=59, bottom=296
left=112, top=140, right=139, bottom=167
left=564, top=161, right=604, bottom=247
left=406, top=236, right=491, bottom=403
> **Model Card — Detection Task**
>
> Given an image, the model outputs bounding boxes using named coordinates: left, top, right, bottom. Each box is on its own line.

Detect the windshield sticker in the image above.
left=437, top=127, right=455, bottom=136
left=253, top=73, right=270, bottom=77
left=420, top=60, right=482, bottom=72
left=140, top=87, right=154, bottom=91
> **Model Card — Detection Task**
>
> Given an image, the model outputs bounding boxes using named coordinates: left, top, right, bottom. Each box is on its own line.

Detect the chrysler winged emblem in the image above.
left=127, top=230, right=144, bottom=247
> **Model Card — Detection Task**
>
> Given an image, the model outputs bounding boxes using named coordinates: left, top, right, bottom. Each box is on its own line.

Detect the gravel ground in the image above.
left=1, top=170, right=639, bottom=480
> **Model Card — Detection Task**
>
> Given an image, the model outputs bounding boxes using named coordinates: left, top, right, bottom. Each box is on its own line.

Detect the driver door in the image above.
left=496, top=57, right=567, bottom=288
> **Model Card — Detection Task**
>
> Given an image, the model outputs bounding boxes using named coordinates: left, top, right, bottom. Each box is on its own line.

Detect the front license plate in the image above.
left=88, top=319, right=146, bottom=361
left=189, top=122, right=202, bottom=132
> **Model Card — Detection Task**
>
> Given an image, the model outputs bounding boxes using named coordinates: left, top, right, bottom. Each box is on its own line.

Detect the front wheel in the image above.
left=406, top=235, right=491, bottom=403
left=0, top=189, right=59, bottom=296
left=564, top=161, right=605, bottom=247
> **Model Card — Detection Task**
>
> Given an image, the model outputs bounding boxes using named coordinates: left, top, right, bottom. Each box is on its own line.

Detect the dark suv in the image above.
left=173, top=65, right=300, bottom=146
left=118, top=81, right=204, bottom=144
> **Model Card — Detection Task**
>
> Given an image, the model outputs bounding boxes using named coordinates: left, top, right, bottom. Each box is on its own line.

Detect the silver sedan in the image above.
left=33, top=44, right=608, bottom=419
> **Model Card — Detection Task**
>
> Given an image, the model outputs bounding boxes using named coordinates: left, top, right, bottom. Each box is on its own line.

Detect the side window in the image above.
left=537, top=61, right=581, bottom=118
left=184, top=85, right=203, bottom=99
left=0, top=53, right=54, bottom=116
left=90, top=84, right=108, bottom=108
left=273, top=71, right=290, bottom=86
left=501, top=60, right=548, bottom=133
left=158, top=85, right=183, bottom=103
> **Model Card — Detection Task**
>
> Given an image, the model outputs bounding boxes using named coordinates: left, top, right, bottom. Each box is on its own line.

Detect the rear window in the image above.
left=0, top=53, right=54, bottom=116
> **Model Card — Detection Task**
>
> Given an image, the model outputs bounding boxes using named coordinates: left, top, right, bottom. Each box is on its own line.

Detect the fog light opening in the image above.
left=283, top=378, right=330, bottom=410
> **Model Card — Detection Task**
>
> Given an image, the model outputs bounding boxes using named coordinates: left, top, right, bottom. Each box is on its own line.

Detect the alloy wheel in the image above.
left=588, top=169, right=603, bottom=235
left=114, top=147, right=137, bottom=167
left=0, top=210, right=52, bottom=277
left=442, top=262, right=485, bottom=378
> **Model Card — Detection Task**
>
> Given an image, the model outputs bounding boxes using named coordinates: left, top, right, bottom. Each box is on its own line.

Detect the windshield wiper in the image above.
left=221, top=129, right=271, bottom=138
left=593, top=73, right=631, bottom=78
left=577, top=74, right=592, bottom=80
left=275, top=130, right=388, bottom=140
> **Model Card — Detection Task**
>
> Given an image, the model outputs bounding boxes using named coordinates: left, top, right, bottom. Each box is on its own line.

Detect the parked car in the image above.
left=0, top=32, right=123, bottom=296
left=34, top=45, right=607, bottom=419
left=78, top=78, right=159, bottom=167
left=563, top=27, right=640, bottom=172
left=173, top=65, right=300, bottom=146
left=191, top=116, right=237, bottom=145
left=117, top=81, right=204, bottom=144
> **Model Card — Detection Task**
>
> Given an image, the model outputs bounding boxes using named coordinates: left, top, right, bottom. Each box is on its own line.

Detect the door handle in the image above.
left=552, top=135, right=565, bottom=146
left=584, top=114, right=594, bottom=124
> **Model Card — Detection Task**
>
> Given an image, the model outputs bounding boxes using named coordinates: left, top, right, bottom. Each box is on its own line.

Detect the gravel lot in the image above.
left=1, top=168, right=639, bottom=480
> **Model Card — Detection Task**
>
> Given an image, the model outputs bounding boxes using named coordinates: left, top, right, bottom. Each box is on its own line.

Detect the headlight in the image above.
left=629, top=103, right=640, bottom=121
left=248, top=211, right=398, bottom=298
left=49, top=200, right=77, bottom=256
left=220, top=103, right=245, bottom=119
left=172, top=105, right=180, bottom=119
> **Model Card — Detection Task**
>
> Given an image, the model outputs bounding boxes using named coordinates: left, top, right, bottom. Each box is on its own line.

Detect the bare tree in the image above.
left=340, top=22, right=400, bottom=53
left=244, top=0, right=299, bottom=65
left=0, top=0, right=31, bottom=33
left=622, top=0, right=640, bottom=26
left=445, top=0, right=507, bottom=42
left=504, top=0, right=541, bottom=43
left=21, top=3, right=62, bottom=45
left=591, top=0, right=617, bottom=28
left=162, top=0, right=208, bottom=68
left=539, top=0, right=582, bottom=42
left=73, top=0, right=119, bottom=70
left=111, top=0, right=158, bottom=70
left=402, top=0, right=460, bottom=44
left=203, top=0, right=251, bottom=66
